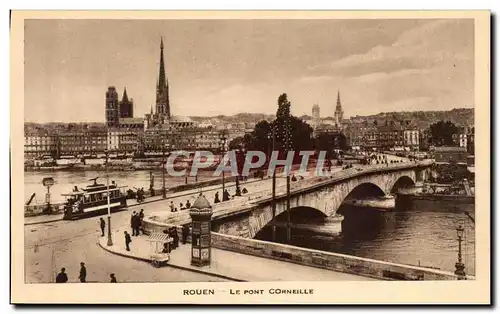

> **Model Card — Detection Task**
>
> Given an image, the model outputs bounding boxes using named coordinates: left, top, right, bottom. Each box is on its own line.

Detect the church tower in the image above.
left=334, top=90, right=344, bottom=128
left=156, top=37, right=171, bottom=122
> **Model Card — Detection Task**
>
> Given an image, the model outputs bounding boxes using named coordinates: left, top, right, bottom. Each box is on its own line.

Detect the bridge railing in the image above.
left=249, top=160, right=433, bottom=203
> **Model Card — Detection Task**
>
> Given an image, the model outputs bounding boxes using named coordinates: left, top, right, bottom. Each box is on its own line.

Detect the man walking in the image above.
left=55, top=268, right=68, bottom=283
left=124, top=231, right=132, bottom=251
left=110, top=273, right=117, bottom=283
left=78, top=262, right=87, bottom=283
left=133, top=213, right=141, bottom=236
left=130, top=211, right=137, bottom=236
left=139, top=209, right=145, bottom=235
left=169, top=201, right=174, bottom=212
left=99, top=217, right=106, bottom=237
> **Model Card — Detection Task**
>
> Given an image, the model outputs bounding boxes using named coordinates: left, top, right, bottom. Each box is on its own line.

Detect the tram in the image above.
left=62, top=177, right=128, bottom=220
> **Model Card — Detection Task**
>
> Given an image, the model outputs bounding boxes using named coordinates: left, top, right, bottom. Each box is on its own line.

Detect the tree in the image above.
left=228, top=136, right=245, bottom=150
left=238, top=94, right=313, bottom=156
left=429, top=120, right=459, bottom=146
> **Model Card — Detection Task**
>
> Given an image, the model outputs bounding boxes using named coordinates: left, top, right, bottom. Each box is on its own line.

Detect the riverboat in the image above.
left=62, top=177, right=128, bottom=220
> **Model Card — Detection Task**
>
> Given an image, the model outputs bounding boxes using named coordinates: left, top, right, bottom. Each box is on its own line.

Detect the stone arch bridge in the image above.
left=210, top=161, right=433, bottom=239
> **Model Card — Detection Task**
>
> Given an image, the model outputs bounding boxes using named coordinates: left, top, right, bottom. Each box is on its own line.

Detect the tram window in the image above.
left=90, top=194, right=96, bottom=202
left=84, top=195, right=90, bottom=203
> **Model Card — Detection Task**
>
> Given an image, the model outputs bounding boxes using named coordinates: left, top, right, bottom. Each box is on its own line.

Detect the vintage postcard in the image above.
left=11, top=10, right=490, bottom=304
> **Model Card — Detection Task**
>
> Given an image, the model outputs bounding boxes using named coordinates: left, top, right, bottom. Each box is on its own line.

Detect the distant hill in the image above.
left=349, top=108, right=474, bottom=129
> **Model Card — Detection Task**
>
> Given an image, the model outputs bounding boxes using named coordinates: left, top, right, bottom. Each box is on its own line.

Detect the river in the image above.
left=24, top=170, right=221, bottom=204
left=256, top=208, right=476, bottom=276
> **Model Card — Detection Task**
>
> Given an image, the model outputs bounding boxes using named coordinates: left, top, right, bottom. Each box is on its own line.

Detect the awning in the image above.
left=147, top=233, right=171, bottom=242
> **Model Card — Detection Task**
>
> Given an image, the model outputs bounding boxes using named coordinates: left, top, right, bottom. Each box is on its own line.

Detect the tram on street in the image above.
left=62, top=177, right=128, bottom=220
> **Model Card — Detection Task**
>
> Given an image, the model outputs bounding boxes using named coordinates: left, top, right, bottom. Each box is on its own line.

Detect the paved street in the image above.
left=99, top=227, right=376, bottom=282
left=24, top=176, right=287, bottom=283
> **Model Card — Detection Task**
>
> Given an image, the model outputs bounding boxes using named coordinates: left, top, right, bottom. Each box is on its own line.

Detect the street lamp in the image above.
left=454, top=225, right=466, bottom=280
left=219, top=132, right=227, bottom=200
left=268, top=129, right=277, bottom=242
left=105, top=149, right=113, bottom=246
left=161, top=140, right=169, bottom=199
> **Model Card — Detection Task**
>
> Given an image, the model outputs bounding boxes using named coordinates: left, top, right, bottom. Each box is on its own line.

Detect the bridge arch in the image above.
left=390, top=175, right=416, bottom=194
left=253, top=206, right=327, bottom=239
left=211, top=166, right=425, bottom=238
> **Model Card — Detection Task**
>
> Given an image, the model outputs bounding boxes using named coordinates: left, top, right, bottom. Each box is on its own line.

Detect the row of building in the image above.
left=24, top=126, right=249, bottom=158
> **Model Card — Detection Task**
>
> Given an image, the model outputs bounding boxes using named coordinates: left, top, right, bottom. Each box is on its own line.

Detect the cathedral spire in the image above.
left=336, top=90, right=341, bottom=107
left=122, top=87, right=129, bottom=103
left=158, top=37, right=167, bottom=92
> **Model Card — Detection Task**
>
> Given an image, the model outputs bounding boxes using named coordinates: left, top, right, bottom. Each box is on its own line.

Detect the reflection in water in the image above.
left=257, top=205, right=476, bottom=276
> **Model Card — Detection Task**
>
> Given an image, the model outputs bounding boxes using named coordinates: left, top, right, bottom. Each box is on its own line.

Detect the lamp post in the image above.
left=105, top=149, right=113, bottom=246
left=161, top=140, right=168, bottom=199
left=219, top=132, right=227, bottom=199
left=455, top=225, right=466, bottom=280
left=268, top=129, right=277, bottom=242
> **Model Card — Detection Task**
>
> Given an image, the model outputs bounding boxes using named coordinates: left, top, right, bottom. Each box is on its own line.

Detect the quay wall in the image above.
left=210, top=232, right=469, bottom=281
left=141, top=217, right=469, bottom=281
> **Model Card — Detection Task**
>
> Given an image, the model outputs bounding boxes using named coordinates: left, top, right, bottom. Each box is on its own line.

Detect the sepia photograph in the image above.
left=10, top=10, right=490, bottom=304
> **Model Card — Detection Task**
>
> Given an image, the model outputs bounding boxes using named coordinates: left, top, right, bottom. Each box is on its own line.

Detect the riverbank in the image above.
left=395, top=193, right=474, bottom=213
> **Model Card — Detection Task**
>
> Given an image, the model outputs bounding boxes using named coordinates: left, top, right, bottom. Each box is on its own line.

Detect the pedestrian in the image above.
left=124, top=231, right=132, bottom=251
left=214, top=192, right=220, bottom=204
left=130, top=211, right=137, bottom=235
left=172, top=227, right=179, bottom=249
left=182, top=225, right=190, bottom=244
left=139, top=209, right=145, bottom=234
left=186, top=200, right=191, bottom=209
left=223, top=189, right=230, bottom=201
left=55, top=268, right=68, bottom=283
left=179, top=203, right=184, bottom=210
left=99, top=217, right=105, bottom=237
left=110, top=273, right=117, bottom=283
left=133, top=214, right=141, bottom=236
left=169, top=201, right=174, bottom=212
left=78, top=262, right=86, bottom=283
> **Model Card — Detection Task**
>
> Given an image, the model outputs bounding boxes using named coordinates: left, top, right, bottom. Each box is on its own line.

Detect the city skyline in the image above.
left=25, top=19, right=474, bottom=123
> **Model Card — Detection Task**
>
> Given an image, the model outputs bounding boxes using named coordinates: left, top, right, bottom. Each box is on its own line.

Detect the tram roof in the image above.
left=61, top=186, right=127, bottom=196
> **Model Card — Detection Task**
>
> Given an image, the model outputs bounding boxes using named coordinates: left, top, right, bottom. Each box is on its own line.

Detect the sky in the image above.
left=24, top=19, right=474, bottom=123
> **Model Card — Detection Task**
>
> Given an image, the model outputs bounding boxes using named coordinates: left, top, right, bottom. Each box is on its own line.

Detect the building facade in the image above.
left=403, top=129, right=420, bottom=150
left=105, top=86, right=120, bottom=128
left=24, top=133, right=58, bottom=158
left=433, top=146, right=468, bottom=164
left=312, top=104, right=320, bottom=130
left=58, top=130, right=108, bottom=156
left=119, top=87, right=134, bottom=118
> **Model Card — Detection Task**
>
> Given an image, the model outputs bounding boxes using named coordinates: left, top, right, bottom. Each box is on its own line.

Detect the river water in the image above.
left=24, top=170, right=220, bottom=204
left=24, top=170, right=475, bottom=276
left=257, top=208, right=476, bottom=276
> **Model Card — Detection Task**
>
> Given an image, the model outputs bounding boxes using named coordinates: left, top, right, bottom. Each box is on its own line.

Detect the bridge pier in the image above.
left=395, top=181, right=424, bottom=211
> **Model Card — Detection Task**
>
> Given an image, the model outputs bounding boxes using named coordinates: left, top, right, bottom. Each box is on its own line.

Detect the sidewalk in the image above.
left=98, top=227, right=376, bottom=282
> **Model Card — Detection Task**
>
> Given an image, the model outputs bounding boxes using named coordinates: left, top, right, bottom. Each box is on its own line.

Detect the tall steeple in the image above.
left=155, top=36, right=171, bottom=120
left=334, top=90, right=344, bottom=128
left=122, top=87, right=129, bottom=103
left=158, top=37, right=167, bottom=92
